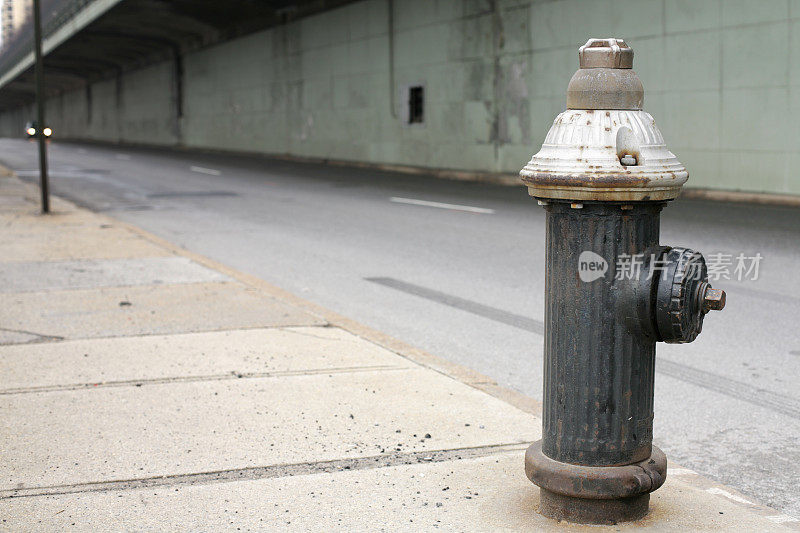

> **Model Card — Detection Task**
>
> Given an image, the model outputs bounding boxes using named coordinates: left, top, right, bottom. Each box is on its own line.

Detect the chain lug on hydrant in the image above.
left=519, top=38, right=726, bottom=525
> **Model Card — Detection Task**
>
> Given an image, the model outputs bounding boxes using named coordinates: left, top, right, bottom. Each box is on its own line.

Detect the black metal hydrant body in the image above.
left=543, top=201, right=661, bottom=467
left=519, top=39, right=725, bottom=525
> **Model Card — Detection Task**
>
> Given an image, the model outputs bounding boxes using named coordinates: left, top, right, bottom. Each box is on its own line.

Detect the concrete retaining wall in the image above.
left=2, top=0, right=798, bottom=195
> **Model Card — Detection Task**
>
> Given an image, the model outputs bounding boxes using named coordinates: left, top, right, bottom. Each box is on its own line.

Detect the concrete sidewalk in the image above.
left=0, top=171, right=796, bottom=532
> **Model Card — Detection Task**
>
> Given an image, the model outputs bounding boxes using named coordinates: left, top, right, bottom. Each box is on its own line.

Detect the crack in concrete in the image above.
left=278, top=327, right=354, bottom=342
left=1, top=443, right=529, bottom=500
left=0, top=365, right=410, bottom=395
left=0, top=325, right=333, bottom=346
left=0, top=327, right=63, bottom=345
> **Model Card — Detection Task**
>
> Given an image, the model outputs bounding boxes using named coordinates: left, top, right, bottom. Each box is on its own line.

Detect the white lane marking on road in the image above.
left=190, top=165, right=222, bottom=176
left=115, top=154, right=130, bottom=160
left=705, top=487, right=755, bottom=506
left=767, top=514, right=799, bottom=523
left=389, top=197, right=495, bottom=214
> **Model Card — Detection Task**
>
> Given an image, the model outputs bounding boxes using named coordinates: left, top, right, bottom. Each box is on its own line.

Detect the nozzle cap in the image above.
left=579, top=38, right=633, bottom=69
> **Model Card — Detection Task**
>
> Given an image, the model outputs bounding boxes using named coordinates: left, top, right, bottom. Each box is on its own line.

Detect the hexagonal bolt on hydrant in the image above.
left=519, top=38, right=726, bottom=525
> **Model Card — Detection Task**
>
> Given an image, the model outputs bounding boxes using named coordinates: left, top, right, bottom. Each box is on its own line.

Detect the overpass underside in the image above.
left=0, top=0, right=797, bottom=199
left=0, top=0, right=355, bottom=110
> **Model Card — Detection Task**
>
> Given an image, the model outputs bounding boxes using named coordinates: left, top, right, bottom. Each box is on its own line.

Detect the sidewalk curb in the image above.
left=5, top=169, right=798, bottom=529
left=116, top=211, right=544, bottom=419
left=7, top=171, right=541, bottom=417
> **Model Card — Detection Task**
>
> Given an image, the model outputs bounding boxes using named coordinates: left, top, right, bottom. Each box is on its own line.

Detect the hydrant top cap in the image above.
left=579, top=38, right=634, bottom=69
left=519, top=38, right=689, bottom=202
left=567, top=38, right=642, bottom=111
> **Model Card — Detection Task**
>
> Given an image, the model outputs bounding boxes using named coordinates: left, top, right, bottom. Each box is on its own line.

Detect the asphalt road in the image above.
left=2, top=138, right=799, bottom=518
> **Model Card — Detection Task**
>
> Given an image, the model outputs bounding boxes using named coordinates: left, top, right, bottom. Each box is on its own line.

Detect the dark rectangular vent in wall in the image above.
left=408, top=86, right=424, bottom=124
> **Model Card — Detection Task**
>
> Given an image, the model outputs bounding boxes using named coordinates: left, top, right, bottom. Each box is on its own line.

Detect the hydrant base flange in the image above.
left=525, top=440, right=667, bottom=524
left=538, top=489, right=649, bottom=525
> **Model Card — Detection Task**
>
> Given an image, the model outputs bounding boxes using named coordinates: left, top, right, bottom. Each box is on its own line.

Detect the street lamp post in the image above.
left=33, top=0, right=49, bottom=213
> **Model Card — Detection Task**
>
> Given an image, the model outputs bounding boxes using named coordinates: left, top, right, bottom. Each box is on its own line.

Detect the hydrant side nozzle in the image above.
left=654, top=247, right=714, bottom=344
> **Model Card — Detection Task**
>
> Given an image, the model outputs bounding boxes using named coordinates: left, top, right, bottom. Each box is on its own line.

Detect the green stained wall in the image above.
left=3, top=0, right=799, bottom=196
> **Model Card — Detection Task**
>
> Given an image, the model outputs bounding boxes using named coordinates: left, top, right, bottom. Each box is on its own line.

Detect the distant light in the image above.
left=43, top=127, right=52, bottom=137
left=26, top=127, right=35, bottom=135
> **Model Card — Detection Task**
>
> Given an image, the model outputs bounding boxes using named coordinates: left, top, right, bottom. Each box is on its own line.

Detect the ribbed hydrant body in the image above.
left=543, top=202, right=661, bottom=466
left=520, top=39, right=725, bottom=525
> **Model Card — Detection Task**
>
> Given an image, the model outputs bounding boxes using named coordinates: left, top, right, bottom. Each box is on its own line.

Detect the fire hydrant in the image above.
left=520, top=38, right=725, bottom=524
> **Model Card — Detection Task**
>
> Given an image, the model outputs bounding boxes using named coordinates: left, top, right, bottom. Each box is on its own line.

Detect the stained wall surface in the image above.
left=1, top=0, right=797, bottom=195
